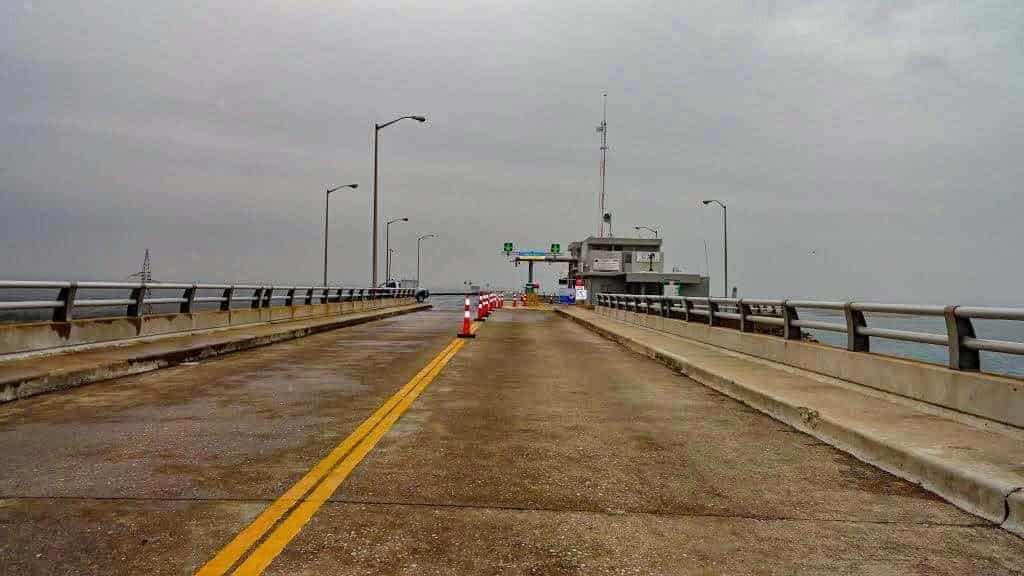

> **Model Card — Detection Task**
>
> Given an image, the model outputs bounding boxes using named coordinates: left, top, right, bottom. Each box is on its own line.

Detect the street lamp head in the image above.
left=701, top=200, right=713, bottom=205
left=411, top=115, right=427, bottom=123
left=327, top=183, right=359, bottom=194
left=401, top=217, right=409, bottom=222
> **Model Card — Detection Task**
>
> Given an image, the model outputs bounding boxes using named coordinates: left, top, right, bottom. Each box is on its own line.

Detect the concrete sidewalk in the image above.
left=0, top=303, right=429, bottom=403
left=556, top=306, right=1024, bottom=538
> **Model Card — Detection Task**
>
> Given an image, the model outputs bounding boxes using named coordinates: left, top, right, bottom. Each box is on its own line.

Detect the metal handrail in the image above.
left=594, top=293, right=1024, bottom=372
left=0, top=280, right=414, bottom=323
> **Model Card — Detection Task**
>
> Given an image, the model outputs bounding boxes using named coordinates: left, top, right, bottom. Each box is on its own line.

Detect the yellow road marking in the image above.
left=196, top=330, right=470, bottom=575
left=231, top=338, right=467, bottom=575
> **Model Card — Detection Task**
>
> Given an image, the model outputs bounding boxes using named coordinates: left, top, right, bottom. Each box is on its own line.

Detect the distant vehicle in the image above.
left=383, top=280, right=429, bottom=302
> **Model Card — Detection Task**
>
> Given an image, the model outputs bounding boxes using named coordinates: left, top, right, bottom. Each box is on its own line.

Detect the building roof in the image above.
left=569, top=236, right=663, bottom=250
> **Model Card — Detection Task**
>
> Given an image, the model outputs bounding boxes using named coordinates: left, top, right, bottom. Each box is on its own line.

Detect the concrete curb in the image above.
left=555, top=307, right=1024, bottom=538
left=1007, top=489, right=1024, bottom=536
left=1, top=304, right=430, bottom=404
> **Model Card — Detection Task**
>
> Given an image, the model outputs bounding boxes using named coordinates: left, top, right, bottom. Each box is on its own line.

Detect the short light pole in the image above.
left=702, top=199, right=727, bottom=297
left=387, top=248, right=398, bottom=283
left=372, top=115, right=427, bottom=286
left=323, top=183, right=359, bottom=286
left=385, top=217, right=409, bottom=284
left=634, top=225, right=659, bottom=238
left=416, top=233, right=437, bottom=288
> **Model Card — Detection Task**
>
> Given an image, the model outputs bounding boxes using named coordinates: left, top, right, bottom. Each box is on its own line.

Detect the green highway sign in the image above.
left=550, top=243, right=561, bottom=254
left=503, top=242, right=514, bottom=253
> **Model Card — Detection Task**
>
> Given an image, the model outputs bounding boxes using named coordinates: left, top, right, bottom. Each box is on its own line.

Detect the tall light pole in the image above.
left=324, top=183, right=359, bottom=286
left=702, top=199, right=727, bottom=297
left=385, top=217, right=409, bottom=284
left=634, top=225, right=659, bottom=238
left=372, top=115, right=427, bottom=286
left=416, top=233, right=437, bottom=288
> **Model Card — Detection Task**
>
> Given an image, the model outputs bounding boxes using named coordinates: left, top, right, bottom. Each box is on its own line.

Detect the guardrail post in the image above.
left=221, top=286, right=234, bottom=311
left=945, top=305, right=980, bottom=371
left=53, top=282, right=78, bottom=322
left=262, top=286, right=274, bottom=308
left=285, top=287, right=296, bottom=306
left=783, top=301, right=800, bottom=340
left=128, top=284, right=146, bottom=317
left=251, top=287, right=263, bottom=309
left=305, top=287, right=315, bottom=305
left=843, top=301, right=869, bottom=352
left=181, top=284, right=197, bottom=314
left=708, top=300, right=719, bottom=326
left=739, top=299, right=754, bottom=332
left=322, top=287, right=331, bottom=304
left=683, top=298, right=692, bottom=322
left=660, top=297, right=669, bottom=318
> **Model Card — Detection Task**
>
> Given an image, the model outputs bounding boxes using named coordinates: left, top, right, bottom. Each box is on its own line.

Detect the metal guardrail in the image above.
left=0, top=280, right=416, bottom=322
left=594, top=293, right=1024, bottom=372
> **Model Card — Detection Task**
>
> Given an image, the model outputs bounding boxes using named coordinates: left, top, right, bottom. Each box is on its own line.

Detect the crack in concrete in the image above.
left=321, top=497, right=998, bottom=529
left=0, top=494, right=997, bottom=529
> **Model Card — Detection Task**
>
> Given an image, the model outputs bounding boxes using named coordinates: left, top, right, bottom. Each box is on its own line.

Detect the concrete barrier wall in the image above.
left=599, top=306, right=1024, bottom=428
left=0, top=297, right=417, bottom=356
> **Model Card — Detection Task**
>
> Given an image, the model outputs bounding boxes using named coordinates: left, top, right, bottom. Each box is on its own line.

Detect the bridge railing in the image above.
left=594, top=293, right=1024, bottom=372
left=0, top=280, right=415, bottom=323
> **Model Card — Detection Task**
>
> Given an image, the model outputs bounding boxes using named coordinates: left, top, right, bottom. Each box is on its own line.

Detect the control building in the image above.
left=567, top=236, right=709, bottom=297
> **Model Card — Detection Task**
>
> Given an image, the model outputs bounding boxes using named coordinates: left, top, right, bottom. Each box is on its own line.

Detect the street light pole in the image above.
left=323, top=183, right=358, bottom=286
left=385, top=217, right=409, bottom=284
left=387, top=248, right=397, bottom=283
left=702, top=199, right=727, bottom=297
left=416, top=233, right=437, bottom=288
left=372, top=115, right=427, bottom=286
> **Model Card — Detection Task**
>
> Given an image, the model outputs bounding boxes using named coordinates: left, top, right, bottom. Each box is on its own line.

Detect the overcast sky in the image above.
left=2, top=1, right=1022, bottom=303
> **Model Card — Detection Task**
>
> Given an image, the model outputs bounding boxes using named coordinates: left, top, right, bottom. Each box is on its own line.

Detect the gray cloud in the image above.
left=2, top=0, right=1022, bottom=303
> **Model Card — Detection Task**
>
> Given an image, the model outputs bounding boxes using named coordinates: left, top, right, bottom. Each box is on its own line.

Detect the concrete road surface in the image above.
left=1, top=309, right=1021, bottom=575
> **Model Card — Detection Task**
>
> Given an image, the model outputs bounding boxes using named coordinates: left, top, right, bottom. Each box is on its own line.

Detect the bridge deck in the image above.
left=1, top=309, right=1021, bottom=574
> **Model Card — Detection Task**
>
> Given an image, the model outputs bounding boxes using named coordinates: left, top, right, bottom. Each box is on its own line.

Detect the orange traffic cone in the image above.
left=458, top=296, right=476, bottom=338
left=475, top=295, right=486, bottom=322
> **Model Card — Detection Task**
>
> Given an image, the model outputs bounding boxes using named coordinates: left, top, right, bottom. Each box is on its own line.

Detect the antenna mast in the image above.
left=597, top=92, right=608, bottom=237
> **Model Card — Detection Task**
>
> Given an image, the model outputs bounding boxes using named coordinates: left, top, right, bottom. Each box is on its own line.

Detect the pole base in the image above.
left=456, top=333, right=476, bottom=339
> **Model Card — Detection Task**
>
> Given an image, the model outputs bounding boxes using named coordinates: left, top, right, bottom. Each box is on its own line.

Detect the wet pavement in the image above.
left=1, top=309, right=1022, bottom=574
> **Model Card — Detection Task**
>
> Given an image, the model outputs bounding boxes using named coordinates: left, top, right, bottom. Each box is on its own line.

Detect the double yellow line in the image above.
left=196, top=323, right=477, bottom=575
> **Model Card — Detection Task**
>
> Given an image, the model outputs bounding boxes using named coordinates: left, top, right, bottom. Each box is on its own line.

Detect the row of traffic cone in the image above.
left=457, top=291, right=502, bottom=338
